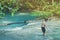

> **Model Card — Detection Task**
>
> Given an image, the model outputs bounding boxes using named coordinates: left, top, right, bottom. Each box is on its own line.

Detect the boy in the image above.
left=41, top=18, right=48, bottom=36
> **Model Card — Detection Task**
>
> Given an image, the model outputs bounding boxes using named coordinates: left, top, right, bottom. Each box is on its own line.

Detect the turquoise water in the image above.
left=0, top=15, right=60, bottom=40
left=0, top=15, right=36, bottom=29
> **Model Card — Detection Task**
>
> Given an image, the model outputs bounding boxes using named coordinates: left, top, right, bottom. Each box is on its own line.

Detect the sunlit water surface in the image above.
left=0, top=15, right=60, bottom=40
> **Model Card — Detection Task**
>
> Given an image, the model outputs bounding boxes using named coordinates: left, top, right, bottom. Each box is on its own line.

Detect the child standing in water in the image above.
left=41, top=18, right=48, bottom=36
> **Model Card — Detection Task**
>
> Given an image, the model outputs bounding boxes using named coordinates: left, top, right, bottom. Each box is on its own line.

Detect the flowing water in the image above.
left=0, top=15, right=60, bottom=40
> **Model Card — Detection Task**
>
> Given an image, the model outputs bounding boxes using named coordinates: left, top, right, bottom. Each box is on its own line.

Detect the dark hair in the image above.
left=44, top=18, right=48, bottom=21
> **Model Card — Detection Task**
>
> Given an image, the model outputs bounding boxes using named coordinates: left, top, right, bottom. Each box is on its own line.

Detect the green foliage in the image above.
left=30, top=10, right=53, bottom=19
left=0, top=11, right=5, bottom=18
left=0, top=0, right=60, bottom=18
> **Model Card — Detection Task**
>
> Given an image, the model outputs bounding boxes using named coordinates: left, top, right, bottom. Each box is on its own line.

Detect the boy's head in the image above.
left=44, top=18, right=48, bottom=22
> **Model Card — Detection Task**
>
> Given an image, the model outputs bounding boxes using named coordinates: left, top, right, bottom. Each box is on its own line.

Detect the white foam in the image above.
left=1, top=27, right=23, bottom=31
left=34, top=27, right=41, bottom=29
left=2, top=21, right=12, bottom=24
left=27, top=22, right=41, bottom=25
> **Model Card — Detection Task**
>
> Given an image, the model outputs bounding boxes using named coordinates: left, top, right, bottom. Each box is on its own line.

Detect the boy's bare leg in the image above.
left=43, top=33, right=46, bottom=36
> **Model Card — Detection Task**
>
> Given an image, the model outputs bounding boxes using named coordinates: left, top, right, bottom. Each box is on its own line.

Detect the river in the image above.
left=0, top=14, right=60, bottom=40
